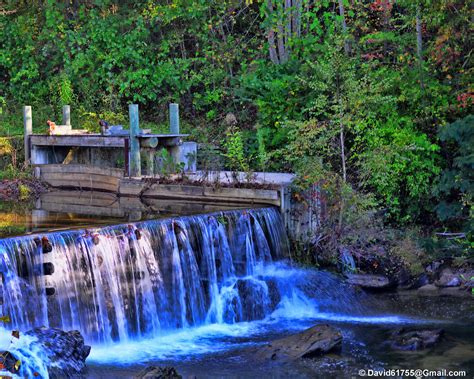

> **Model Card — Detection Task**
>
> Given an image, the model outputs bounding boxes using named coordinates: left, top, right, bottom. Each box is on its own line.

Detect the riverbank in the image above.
left=0, top=178, right=45, bottom=201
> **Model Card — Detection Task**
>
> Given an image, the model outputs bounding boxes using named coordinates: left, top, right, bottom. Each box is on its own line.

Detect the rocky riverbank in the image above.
left=0, top=178, right=45, bottom=201
left=344, top=263, right=474, bottom=297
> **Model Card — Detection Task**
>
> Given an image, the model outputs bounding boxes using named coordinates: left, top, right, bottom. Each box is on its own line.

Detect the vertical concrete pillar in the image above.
left=62, top=105, right=71, bottom=125
left=169, top=103, right=180, bottom=134
left=23, top=106, right=32, bottom=164
left=129, top=104, right=141, bottom=177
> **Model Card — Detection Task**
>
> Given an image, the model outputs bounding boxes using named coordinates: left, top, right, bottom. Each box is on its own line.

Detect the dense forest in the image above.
left=0, top=1, right=472, bottom=267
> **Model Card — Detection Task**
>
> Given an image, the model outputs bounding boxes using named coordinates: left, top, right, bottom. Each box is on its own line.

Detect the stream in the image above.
left=0, top=202, right=472, bottom=378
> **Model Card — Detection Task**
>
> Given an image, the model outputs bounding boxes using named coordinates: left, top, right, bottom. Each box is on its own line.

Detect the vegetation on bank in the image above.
left=0, top=1, right=472, bottom=270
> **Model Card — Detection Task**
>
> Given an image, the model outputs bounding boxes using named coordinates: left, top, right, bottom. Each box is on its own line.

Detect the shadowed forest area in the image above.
left=0, top=1, right=472, bottom=272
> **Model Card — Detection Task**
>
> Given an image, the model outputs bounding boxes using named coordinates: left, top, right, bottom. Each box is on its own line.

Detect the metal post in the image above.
left=62, top=105, right=71, bottom=125
left=169, top=103, right=180, bottom=134
left=129, top=104, right=141, bottom=177
left=23, top=106, right=32, bottom=164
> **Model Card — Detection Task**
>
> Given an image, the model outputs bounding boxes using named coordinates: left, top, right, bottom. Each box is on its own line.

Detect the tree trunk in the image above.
left=339, top=119, right=347, bottom=183
left=416, top=6, right=424, bottom=89
left=285, top=0, right=292, bottom=48
left=277, top=0, right=288, bottom=63
left=267, top=1, right=280, bottom=64
left=337, top=0, right=351, bottom=55
left=294, top=0, right=302, bottom=37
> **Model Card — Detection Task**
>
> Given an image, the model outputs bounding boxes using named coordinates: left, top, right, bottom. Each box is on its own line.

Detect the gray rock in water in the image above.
left=26, top=327, right=91, bottom=378
left=255, top=324, right=342, bottom=362
left=418, top=284, right=438, bottom=292
left=436, top=268, right=461, bottom=287
left=236, top=278, right=271, bottom=321
left=346, top=274, right=391, bottom=289
left=390, top=328, right=444, bottom=351
left=134, top=366, right=183, bottom=379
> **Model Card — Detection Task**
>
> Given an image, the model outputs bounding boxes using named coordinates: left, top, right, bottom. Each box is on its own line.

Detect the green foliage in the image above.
left=0, top=0, right=470, bottom=238
left=356, top=117, right=441, bottom=222
left=79, top=109, right=126, bottom=133
left=435, top=116, right=474, bottom=232
left=222, top=127, right=249, bottom=172
left=156, top=148, right=185, bottom=178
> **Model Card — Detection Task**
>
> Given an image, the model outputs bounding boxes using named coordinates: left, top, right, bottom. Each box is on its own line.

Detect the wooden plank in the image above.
left=39, top=164, right=124, bottom=178
left=43, top=179, right=119, bottom=192
left=41, top=190, right=118, bottom=201
left=30, top=135, right=126, bottom=148
left=145, top=184, right=279, bottom=201
left=41, top=191, right=120, bottom=207
left=143, top=198, right=253, bottom=213
left=118, top=180, right=280, bottom=205
left=40, top=201, right=125, bottom=218
left=41, top=172, right=120, bottom=186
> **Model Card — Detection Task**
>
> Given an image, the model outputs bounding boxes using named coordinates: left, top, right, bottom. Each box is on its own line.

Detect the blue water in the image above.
left=0, top=207, right=470, bottom=378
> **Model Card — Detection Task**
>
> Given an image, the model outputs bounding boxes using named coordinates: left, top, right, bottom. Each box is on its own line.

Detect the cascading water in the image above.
left=0, top=206, right=432, bottom=378
left=0, top=207, right=295, bottom=343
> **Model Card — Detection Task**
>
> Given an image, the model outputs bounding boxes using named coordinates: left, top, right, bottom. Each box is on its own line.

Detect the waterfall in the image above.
left=0, top=207, right=290, bottom=342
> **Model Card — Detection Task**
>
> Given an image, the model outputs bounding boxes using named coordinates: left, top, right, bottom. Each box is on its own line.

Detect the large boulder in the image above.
left=1, top=327, right=91, bottom=378
left=235, top=278, right=272, bottom=321
left=436, top=268, right=461, bottom=287
left=28, top=327, right=91, bottom=377
left=346, top=274, right=391, bottom=289
left=389, top=328, right=444, bottom=351
left=134, top=366, right=182, bottom=379
left=255, top=324, right=342, bottom=362
left=417, top=284, right=438, bottom=293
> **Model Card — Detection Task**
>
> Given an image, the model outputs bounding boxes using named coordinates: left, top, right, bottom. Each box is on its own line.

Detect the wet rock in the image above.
left=26, top=327, right=91, bottom=378
left=425, top=261, right=442, bottom=275
left=411, top=274, right=430, bottom=289
left=0, top=327, right=90, bottom=378
left=346, top=274, right=391, bottom=289
left=0, top=350, right=21, bottom=375
left=395, top=267, right=411, bottom=289
left=436, top=268, right=461, bottom=287
left=266, top=278, right=281, bottom=310
left=255, top=324, right=342, bottom=361
left=390, top=328, right=444, bottom=351
left=417, top=284, right=438, bottom=292
left=236, top=278, right=271, bottom=321
left=134, top=366, right=183, bottom=379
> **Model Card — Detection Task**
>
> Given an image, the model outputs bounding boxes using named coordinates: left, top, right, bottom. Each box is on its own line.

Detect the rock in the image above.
left=395, top=267, right=411, bottom=288
left=0, top=327, right=90, bottom=378
left=418, top=284, right=438, bottom=292
left=0, top=350, right=21, bottom=375
left=436, top=268, right=461, bottom=287
left=224, top=113, right=237, bottom=126
left=236, top=278, right=272, bottom=321
left=346, top=274, right=391, bottom=289
left=411, top=274, right=430, bottom=289
left=390, top=328, right=444, bottom=351
left=134, top=366, right=182, bottom=379
left=26, top=327, right=91, bottom=378
left=425, top=261, right=442, bottom=275
left=255, top=324, right=342, bottom=361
